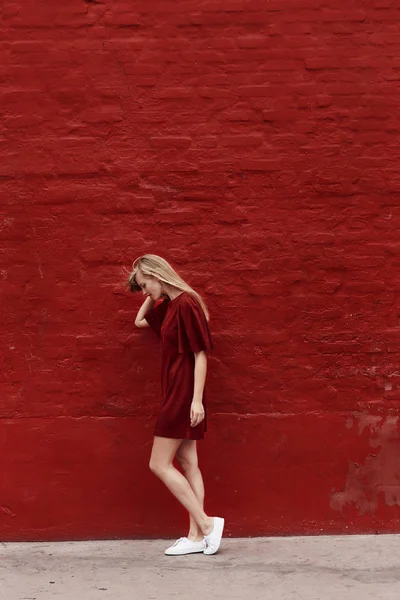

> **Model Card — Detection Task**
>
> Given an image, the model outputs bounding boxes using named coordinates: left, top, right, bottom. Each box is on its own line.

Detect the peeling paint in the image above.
left=0, top=505, right=15, bottom=518
left=330, top=415, right=400, bottom=515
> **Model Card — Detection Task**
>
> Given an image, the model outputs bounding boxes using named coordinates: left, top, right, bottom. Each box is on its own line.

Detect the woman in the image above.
left=127, top=254, right=224, bottom=556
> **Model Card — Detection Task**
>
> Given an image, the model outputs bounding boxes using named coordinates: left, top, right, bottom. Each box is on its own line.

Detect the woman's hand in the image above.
left=190, top=400, right=205, bottom=428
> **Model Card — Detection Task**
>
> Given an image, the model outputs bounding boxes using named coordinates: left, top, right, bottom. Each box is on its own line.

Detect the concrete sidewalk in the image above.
left=1, top=535, right=400, bottom=600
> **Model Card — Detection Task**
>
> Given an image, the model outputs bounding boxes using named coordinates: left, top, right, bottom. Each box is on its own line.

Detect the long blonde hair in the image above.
left=125, top=254, right=211, bottom=321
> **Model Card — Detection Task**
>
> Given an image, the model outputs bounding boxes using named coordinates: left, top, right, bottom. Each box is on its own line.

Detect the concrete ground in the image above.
left=1, top=535, right=400, bottom=600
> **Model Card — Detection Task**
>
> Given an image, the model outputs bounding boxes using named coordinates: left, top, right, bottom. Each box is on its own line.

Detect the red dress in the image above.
left=144, top=291, right=214, bottom=440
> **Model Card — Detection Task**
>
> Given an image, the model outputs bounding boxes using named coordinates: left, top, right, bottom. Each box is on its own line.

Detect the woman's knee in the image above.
left=176, top=450, right=198, bottom=472
left=150, top=437, right=182, bottom=477
left=149, top=459, right=168, bottom=477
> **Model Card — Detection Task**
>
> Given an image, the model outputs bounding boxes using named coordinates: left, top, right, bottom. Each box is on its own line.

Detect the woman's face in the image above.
left=135, top=270, right=163, bottom=301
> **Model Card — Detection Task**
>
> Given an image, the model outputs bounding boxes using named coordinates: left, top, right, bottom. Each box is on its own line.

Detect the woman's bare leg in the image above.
left=149, top=436, right=213, bottom=535
left=176, top=440, right=205, bottom=542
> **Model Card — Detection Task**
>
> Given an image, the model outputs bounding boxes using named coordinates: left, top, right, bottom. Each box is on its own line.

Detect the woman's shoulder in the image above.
left=179, top=291, right=200, bottom=307
left=178, top=293, right=210, bottom=321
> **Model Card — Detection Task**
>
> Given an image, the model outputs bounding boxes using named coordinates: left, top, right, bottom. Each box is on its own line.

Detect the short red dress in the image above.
left=144, top=291, right=214, bottom=440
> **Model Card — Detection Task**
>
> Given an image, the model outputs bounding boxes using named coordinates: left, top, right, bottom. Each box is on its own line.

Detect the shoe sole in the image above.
left=204, top=517, right=225, bottom=555
left=165, top=548, right=205, bottom=556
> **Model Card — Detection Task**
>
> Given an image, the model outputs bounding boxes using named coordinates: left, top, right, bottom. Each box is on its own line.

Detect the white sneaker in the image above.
left=203, top=517, right=225, bottom=555
left=165, top=537, right=206, bottom=556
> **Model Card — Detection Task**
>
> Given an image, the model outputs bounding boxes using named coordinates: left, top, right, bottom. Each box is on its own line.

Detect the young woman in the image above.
left=127, top=254, right=224, bottom=556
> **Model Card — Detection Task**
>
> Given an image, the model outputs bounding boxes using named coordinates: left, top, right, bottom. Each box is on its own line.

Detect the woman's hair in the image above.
left=125, top=254, right=211, bottom=321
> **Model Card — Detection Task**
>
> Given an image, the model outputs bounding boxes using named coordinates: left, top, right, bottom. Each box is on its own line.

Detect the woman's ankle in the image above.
left=188, top=532, right=203, bottom=541
left=201, top=516, right=214, bottom=536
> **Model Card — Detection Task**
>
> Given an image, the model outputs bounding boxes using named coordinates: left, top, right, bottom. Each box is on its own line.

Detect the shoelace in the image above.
left=172, top=537, right=187, bottom=547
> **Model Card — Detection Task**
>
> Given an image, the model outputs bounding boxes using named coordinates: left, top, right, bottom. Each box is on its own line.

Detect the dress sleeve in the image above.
left=177, top=296, right=214, bottom=354
left=143, top=299, right=169, bottom=339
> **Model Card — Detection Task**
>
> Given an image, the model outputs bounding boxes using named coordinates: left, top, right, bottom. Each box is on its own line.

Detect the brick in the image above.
left=240, top=160, right=281, bottom=171
left=10, top=41, right=49, bottom=54
left=102, top=38, right=146, bottom=52
left=221, top=134, right=264, bottom=146
left=102, top=9, right=142, bottom=26
left=262, top=60, right=303, bottom=71
left=188, top=74, right=229, bottom=86
left=81, top=108, right=124, bottom=124
left=237, top=86, right=272, bottom=97
left=321, top=9, right=366, bottom=21
left=331, top=22, right=354, bottom=34
left=122, top=63, right=164, bottom=75
left=262, top=110, right=298, bottom=122
left=149, top=137, right=192, bottom=148
left=305, top=57, right=365, bottom=70
left=371, top=33, right=400, bottom=45
left=325, top=83, right=367, bottom=95
left=223, top=109, right=259, bottom=121
left=201, top=0, right=259, bottom=11
left=197, top=87, right=233, bottom=98
left=195, top=136, right=219, bottom=147
left=237, top=35, right=269, bottom=48
left=180, top=50, right=224, bottom=63
left=373, top=0, right=394, bottom=6
left=128, top=110, right=166, bottom=123
left=155, top=87, right=193, bottom=98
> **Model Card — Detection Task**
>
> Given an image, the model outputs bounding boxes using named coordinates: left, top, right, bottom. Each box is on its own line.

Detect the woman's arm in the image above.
left=192, top=350, right=207, bottom=402
left=190, top=350, right=208, bottom=427
left=134, top=296, right=156, bottom=328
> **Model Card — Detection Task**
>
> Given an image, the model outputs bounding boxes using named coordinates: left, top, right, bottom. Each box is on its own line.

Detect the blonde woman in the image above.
left=127, top=254, right=224, bottom=556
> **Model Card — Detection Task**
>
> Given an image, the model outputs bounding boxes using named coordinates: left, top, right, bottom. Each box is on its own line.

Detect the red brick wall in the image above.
left=1, top=0, right=400, bottom=540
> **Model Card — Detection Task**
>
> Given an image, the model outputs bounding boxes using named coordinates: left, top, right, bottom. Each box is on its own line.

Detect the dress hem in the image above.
left=154, top=429, right=206, bottom=440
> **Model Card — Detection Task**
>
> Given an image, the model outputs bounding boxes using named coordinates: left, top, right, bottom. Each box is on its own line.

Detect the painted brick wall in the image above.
left=1, top=0, right=400, bottom=540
